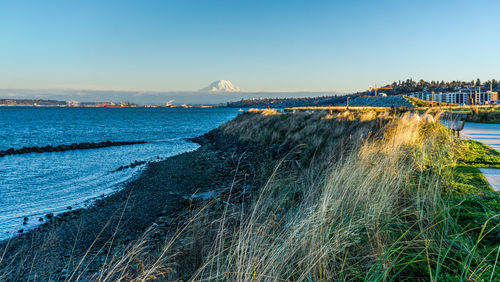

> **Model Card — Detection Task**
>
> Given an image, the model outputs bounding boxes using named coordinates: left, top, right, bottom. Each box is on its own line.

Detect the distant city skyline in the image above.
left=1, top=0, right=499, bottom=95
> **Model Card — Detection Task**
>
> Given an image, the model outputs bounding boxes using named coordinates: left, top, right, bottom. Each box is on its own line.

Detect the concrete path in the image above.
left=462, top=122, right=500, bottom=191
left=479, top=168, right=500, bottom=191
left=462, top=122, right=500, bottom=151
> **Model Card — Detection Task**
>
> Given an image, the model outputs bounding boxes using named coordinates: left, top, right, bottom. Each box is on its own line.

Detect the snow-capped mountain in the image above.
left=199, top=80, right=241, bottom=92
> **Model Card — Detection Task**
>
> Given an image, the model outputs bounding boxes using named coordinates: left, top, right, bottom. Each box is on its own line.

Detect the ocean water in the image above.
left=0, top=107, right=240, bottom=240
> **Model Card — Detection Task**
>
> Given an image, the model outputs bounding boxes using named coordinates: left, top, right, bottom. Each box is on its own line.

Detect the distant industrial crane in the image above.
left=369, top=85, right=393, bottom=96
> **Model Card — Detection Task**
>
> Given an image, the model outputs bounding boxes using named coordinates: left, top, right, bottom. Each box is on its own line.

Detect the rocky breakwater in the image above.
left=0, top=140, right=146, bottom=157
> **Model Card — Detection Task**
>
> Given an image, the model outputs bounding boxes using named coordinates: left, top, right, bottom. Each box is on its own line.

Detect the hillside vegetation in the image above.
left=100, top=110, right=500, bottom=280
left=191, top=111, right=499, bottom=281
left=3, top=110, right=498, bottom=281
left=404, top=96, right=457, bottom=107
left=465, top=108, right=500, bottom=124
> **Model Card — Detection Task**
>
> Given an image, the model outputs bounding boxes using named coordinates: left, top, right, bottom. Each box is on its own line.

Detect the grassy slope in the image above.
left=191, top=111, right=498, bottom=280
left=448, top=138, right=500, bottom=274
left=404, top=96, right=457, bottom=107
left=219, top=109, right=389, bottom=168
left=457, top=139, right=500, bottom=168
left=45, top=110, right=499, bottom=281
left=451, top=139, right=500, bottom=193
left=464, top=108, right=500, bottom=124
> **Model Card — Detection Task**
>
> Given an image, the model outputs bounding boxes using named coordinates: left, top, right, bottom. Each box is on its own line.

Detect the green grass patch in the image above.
left=445, top=137, right=500, bottom=279
left=452, top=166, right=493, bottom=193
left=446, top=192, right=500, bottom=280
left=449, top=139, right=498, bottom=192
left=449, top=192, right=500, bottom=249
left=446, top=108, right=472, bottom=113
left=464, top=108, right=500, bottom=124
left=448, top=139, right=499, bottom=193
left=456, top=139, right=500, bottom=168
left=404, top=95, right=457, bottom=107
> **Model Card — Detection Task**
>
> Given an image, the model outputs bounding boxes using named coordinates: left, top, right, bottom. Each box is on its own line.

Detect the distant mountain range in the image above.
left=0, top=80, right=342, bottom=105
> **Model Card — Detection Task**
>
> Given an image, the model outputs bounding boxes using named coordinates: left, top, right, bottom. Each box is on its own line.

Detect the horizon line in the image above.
left=0, top=87, right=348, bottom=94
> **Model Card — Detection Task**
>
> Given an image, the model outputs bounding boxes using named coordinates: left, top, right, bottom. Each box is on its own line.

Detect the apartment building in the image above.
left=407, top=89, right=498, bottom=105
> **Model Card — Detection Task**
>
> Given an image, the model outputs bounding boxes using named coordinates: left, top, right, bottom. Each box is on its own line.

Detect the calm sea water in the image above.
left=0, top=107, right=240, bottom=240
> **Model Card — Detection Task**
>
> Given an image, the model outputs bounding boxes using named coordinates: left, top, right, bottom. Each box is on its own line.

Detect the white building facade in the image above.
left=407, top=89, right=498, bottom=105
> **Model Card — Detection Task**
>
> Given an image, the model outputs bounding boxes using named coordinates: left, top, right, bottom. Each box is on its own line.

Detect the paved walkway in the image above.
left=479, top=168, right=500, bottom=191
left=462, top=122, right=500, bottom=151
left=462, top=122, right=500, bottom=191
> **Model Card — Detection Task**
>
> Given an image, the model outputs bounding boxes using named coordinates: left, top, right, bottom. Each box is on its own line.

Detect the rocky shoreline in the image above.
left=0, top=129, right=286, bottom=280
left=0, top=140, right=146, bottom=157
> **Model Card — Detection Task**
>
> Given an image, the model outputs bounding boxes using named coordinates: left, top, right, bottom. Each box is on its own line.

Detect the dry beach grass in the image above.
left=1, top=109, right=499, bottom=281
left=190, top=112, right=492, bottom=281
left=94, top=110, right=499, bottom=280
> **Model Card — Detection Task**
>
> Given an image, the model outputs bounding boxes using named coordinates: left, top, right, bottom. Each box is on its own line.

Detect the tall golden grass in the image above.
left=2, top=110, right=497, bottom=280
left=100, top=111, right=498, bottom=280
left=187, top=113, right=475, bottom=281
left=88, top=111, right=498, bottom=280
left=219, top=110, right=392, bottom=169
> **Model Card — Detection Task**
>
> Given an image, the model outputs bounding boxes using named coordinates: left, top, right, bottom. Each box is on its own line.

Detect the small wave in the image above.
left=149, top=137, right=184, bottom=143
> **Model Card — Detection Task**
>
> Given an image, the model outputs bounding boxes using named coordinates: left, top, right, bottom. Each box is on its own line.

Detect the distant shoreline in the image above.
left=0, top=104, right=218, bottom=108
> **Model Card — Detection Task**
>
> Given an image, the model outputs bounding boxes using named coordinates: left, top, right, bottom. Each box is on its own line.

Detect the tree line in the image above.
left=378, top=78, right=499, bottom=94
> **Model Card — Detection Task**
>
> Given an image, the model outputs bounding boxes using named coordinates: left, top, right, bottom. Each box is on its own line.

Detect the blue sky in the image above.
left=1, top=0, right=499, bottom=93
